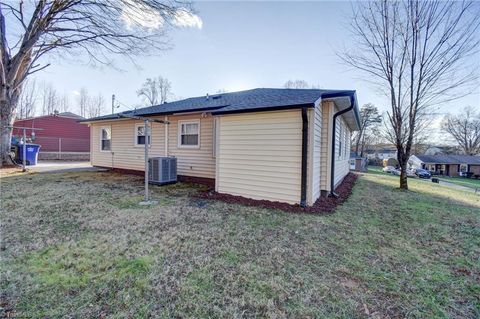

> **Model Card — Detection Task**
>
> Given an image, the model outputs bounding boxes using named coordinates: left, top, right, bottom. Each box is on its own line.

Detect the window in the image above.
left=101, top=127, right=111, bottom=151
left=460, top=164, right=468, bottom=173
left=178, top=120, right=200, bottom=147
left=135, top=124, right=151, bottom=146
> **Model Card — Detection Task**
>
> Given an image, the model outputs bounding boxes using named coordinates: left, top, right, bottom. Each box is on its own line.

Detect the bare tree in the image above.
left=284, top=80, right=310, bottom=89
left=442, top=107, right=480, bottom=155
left=77, top=87, right=89, bottom=118
left=137, top=76, right=172, bottom=105
left=17, top=79, right=37, bottom=119
left=0, top=0, right=195, bottom=166
left=352, top=103, right=382, bottom=157
left=40, top=82, right=58, bottom=115
left=341, top=0, right=480, bottom=189
left=58, top=93, right=70, bottom=113
left=87, top=93, right=106, bottom=118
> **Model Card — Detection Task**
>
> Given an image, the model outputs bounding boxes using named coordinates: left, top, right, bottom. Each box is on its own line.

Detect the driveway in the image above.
left=29, top=161, right=106, bottom=174
left=438, top=180, right=478, bottom=193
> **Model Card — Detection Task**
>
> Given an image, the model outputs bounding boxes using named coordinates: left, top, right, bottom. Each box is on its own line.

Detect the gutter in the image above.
left=328, top=92, right=356, bottom=198
left=79, top=105, right=227, bottom=123
left=212, top=103, right=314, bottom=116
left=300, top=107, right=309, bottom=207
left=81, top=103, right=318, bottom=123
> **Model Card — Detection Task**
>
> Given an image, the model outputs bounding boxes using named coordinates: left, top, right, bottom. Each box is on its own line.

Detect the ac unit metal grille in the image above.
left=148, top=157, right=177, bottom=185
left=169, top=158, right=177, bottom=180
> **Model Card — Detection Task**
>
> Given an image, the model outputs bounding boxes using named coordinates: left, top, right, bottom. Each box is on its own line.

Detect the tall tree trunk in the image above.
left=0, top=86, right=20, bottom=167
left=399, top=166, right=408, bottom=189
left=397, top=147, right=409, bottom=190
left=398, top=159, right=408, bottom=190
left=354, top=127, right=364, bottom=157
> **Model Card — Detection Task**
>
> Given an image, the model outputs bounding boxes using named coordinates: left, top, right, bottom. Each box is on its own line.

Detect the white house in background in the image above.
left=81, top=88, right=361, bottom=206
left=366, top=148, right=397, bottom=160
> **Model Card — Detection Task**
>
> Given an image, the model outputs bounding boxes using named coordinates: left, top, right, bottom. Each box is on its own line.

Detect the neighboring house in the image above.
left=82, top=88, right=361, bottom=206
left=409, top=154, right=480, bottom=176
left=366, top=148, right=397, bottom=160
left=13, top=112, right=90, bottom=159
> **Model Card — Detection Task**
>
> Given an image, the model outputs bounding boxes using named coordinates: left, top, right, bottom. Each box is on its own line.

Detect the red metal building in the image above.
left=13, top=112, right=90, bottom=153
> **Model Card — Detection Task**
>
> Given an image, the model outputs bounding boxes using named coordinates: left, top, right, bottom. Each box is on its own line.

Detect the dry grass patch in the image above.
left=1, top=170, right=479, bottom=318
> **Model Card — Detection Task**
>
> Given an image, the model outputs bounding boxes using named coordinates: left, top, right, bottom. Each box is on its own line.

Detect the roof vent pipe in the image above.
left=206, top=93, right=209, bottom=100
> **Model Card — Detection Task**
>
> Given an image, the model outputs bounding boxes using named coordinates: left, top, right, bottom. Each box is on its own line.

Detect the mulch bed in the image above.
left=196, top=173, right=358, bottom=214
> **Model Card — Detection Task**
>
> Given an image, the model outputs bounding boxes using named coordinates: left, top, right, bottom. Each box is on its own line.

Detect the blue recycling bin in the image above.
left=17, top=144, right=41, bottom=165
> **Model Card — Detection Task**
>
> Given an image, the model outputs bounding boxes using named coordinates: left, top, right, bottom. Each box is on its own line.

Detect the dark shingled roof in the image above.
left=58, top=112, right=84, bottom=119
left=82, top=88, right=357, bottom=122
left=416, top=155, right=480, bottom=165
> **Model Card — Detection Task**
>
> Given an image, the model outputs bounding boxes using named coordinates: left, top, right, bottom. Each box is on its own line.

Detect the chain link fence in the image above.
left=32, top=136, right=90, bottom=152
left=26, top=137, right=90, bottom=160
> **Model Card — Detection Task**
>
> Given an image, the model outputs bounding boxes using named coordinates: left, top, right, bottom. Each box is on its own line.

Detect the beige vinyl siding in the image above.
left=91, top=123, right=113, bottom=168
left=307, top=104, right=322, bottom=205
left=217, top=110, right=302, bottom=204
left=334, top=115, right=351, bottom=187
left=89, top=114, right=215, bottom=178
left=320, top=101, right=333, bottom=191
left=319, top=101, right=353, bottom=192
left=90, top=119, right=166, bottom=170
left=166, top=114, right=215, bottom=179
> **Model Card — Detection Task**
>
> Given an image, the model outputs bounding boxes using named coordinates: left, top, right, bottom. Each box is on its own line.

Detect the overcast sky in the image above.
left=33, top=1, right=479, bottom=122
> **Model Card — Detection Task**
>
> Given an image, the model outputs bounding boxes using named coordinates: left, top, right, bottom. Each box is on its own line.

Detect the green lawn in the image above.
left=1, top=170, right=479, bottom=318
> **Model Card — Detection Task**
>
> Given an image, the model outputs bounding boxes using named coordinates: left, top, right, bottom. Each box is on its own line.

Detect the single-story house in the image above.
left=82, top=88, right=361, bottom=206
left=409, top=154, right=480, bottom=176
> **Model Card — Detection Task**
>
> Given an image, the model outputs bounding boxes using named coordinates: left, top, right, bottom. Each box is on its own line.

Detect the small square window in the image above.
left=135, top=124, right=151, bottom=146
left=178, top=121, right=200, bottom=147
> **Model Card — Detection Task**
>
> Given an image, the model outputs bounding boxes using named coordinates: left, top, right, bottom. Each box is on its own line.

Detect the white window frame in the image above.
left=178, top=120, right=200, bottom=149
left=134, top=123, right=151, bottom=147
left=100, top=126, right=111, bottom=152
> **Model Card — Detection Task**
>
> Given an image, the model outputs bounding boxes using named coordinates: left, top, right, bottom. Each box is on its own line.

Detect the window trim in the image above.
left=178, top=119, right=200, bottom=149
left=134, top=123, right=151, bottom=148
left=100, top=126, right=111, bottom=152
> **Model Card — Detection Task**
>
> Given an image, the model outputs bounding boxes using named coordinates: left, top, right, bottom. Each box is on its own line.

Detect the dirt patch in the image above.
left=197, top=173, right=358, bottom=214
left=0, top=165, right=24, bottom=176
